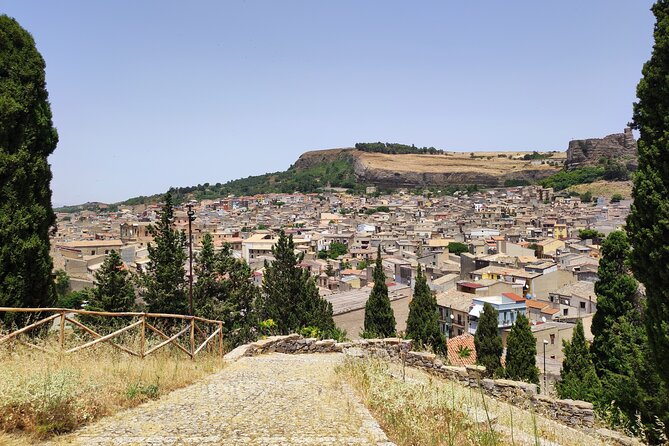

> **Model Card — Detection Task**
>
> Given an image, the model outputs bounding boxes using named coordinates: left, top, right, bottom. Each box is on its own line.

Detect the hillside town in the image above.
left=51, top=184, right=627, bottom=381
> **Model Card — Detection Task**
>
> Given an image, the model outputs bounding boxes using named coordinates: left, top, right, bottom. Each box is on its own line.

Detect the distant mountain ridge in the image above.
left=55, top=131, right=636, bottom=211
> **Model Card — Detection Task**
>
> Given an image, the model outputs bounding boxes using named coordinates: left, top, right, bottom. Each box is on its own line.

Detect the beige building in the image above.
left=327, top=284, right=411, bottom=338
left=57, top=240, right=124, bottom=258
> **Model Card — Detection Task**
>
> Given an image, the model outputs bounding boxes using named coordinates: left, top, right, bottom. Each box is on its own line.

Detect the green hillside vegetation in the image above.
left=540, top=159, right=631, bottom=191
left=119, top=152, right=359, bottom=206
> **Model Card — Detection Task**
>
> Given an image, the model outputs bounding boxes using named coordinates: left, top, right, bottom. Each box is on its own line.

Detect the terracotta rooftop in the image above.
left=447, top=334, right=477, bottom=366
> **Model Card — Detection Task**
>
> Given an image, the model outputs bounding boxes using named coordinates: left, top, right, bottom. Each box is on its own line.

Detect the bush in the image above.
left=540, top=167, right=605, bottom=190
left=611, top=193, right=624, bottom=203
left=447, top=242, right=469, bottom=256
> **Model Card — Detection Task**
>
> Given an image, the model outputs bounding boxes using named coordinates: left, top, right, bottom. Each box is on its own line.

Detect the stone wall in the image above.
left=225, top=335, right=638, bottom=446
left=566, top=128, right=637, bottom=169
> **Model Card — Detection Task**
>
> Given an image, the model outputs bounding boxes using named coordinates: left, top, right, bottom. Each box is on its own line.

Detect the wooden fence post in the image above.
left=140, top=315, right=146, bottom=358
left=59, top=310, right=65, bottom=351
left=218, top=321, right=223, bottom=357
left=190, top=318, right=195, bottom=359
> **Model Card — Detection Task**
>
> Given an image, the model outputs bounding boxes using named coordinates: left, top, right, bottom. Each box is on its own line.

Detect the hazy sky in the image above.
left=2, top=1, right=656, bottom=205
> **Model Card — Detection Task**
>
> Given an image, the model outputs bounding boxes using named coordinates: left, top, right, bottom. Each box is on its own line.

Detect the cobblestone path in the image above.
left=52, top=353, right=392, bottom=446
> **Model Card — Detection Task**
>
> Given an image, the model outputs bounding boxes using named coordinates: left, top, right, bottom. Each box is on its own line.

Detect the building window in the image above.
left=563, top=308, right=568, bottom=316
left=580, top=302, right=586, bottom=309
left=550, top=334, right=555, bottom=345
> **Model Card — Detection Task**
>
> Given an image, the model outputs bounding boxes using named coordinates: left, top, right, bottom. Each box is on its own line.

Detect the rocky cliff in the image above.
left=566, top=128, right=637, bottom=169
left=293, top=148, right=563, bottom=189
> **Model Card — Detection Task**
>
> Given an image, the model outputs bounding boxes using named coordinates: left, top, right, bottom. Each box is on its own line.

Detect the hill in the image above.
left=111, top=148, right=563, bottom=207
left=54, top=131, right=635, bottom=210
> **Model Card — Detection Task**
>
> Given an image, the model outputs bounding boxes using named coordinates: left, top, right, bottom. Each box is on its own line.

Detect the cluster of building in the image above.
left=52, top=184, right=629, bottom=375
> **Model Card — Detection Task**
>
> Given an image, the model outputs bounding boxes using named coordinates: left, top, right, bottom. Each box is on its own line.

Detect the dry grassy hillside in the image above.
left=356, top=151, right=564, bottom=175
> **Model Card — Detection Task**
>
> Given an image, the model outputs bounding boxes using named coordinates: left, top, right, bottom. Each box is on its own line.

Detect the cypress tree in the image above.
left=628, top=0, right=669, bottom=385
left=474, top=302, right=503, bottom=377
left=505, top=313, right=539, bottom=385
left=0, top=16, right=59, bottom=316
left=363, top=247, right=396, bottom=338
left=591, top=231, right=640, bottom=374
left=555, top=320, right=601, bottom=402
left=259, top=230, right=334, bottom=334
left=141, top=193, right=188, bottom=315
left=406, top=265, right=445, bottom=353
left=591, top=231, right=669, bottom=437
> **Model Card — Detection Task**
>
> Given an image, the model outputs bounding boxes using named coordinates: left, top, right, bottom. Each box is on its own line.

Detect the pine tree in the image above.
left=363, top=247, right=396, bottom=338
left=406, top=265, right=445, bottom=353
left=83, top=250, right=135, bottom=330
left=88, top=251, right=135, bottom=313
left=259, top=230, right=335, bottom=334
left=214, top=244, right=259, bottom=347
left=141, top=193, right=188, bottom=315
left=628, top=0, right=669, bottom=386
left=505, top=313, right=539, bottom=385
left=193, top=232, right=219, bottom=316
left=474, top=302, right=503, bottom=377
left=0, top=16, right=59, bottom=317
left=555, top=320, right=601, bottom=402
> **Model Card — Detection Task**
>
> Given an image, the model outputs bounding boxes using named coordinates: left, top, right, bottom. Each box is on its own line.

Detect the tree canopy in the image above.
left=259, top=230, right=335, bottom=335
left=474, top=303, right=503, bottom=377
left=406, top=265, right=445, bottom=353
left=628, top=0, right=669, bottom=387
left=504, top=314, right=539, bottom=385
left=0, top=15, right=59, bottom=316
left=140, top=193, right=188, bottom=315
left=363, top=247, right=396, bottom=338
left=556, top=320, right=602, bottom=402
left=194, top=235, right=259, bottom=347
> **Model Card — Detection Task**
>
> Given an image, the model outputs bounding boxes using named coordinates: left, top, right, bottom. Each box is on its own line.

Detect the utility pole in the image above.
left=186, top=203, right=196, bottom=316
left=543, top=339, right=549, bottom=394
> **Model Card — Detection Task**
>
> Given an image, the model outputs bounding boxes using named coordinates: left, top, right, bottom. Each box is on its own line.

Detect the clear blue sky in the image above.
left=2, top=1, right=656, bottom=205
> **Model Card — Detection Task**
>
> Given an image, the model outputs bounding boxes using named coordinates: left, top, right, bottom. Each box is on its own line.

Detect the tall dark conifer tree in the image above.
left=628, top=0, right=669, bottom=385
left=363, top=247, right=396, bottom=337
left=556, top=320, right=601, bottom=402
left=0, top=16, right=59, bottom=314
left=88, top=250, right=135, bottom=313
left=504, top=313, right=539, bottom=385
left=474, top=303, right=503, bottom=377
left=141, top=193, right=188, bottom=314
left=591, top=231, right=668, bottom=438
left=259, top=230, right=334, bottom=334
left=406, top=265, right=445, bottom=353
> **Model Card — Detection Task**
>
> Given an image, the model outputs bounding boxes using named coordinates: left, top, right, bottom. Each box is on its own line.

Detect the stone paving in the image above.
left=51, top=353, right=393, bottom=446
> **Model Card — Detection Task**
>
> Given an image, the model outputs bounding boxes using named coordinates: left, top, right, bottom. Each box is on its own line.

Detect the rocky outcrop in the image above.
left=566, top=128, right=637, bottom=169
left=291, top=148, right=353, bottom=170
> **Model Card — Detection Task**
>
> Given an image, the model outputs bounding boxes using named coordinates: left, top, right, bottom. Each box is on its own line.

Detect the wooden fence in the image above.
left=0, top=307, right=224, bottom=359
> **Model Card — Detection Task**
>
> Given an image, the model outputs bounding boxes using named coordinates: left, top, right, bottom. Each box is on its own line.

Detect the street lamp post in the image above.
left=543, top=339, right=549, bottom=394
left=186, top=203, right=196, bottom=316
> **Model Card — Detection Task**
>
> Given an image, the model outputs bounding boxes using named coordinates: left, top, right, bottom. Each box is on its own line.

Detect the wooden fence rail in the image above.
left=0, top=307, right=224, bottom=359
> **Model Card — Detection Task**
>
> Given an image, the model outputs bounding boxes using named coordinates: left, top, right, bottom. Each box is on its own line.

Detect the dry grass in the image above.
left=356, top=151, right=562, bottom=175
left=567, top=180, right=633, bottom=199
left=338, top=357, right=606, bottom=446
left=0, top=342, right=223, bottom=444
